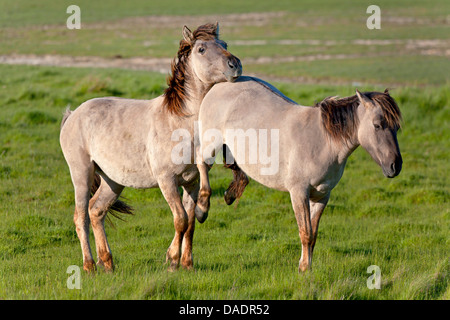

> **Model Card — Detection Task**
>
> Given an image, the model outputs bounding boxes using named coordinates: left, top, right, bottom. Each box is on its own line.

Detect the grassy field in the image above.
left=0, top=0, right=448, bottom=300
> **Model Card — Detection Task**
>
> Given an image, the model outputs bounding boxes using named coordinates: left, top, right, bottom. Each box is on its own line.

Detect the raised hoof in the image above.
left=194, top=205, right=208, bottom=223
left=224, top=190, right=236, bottom=206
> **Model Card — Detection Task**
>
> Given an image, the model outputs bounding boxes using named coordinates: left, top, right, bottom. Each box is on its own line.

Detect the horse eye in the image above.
left=198, top=47, right=205, bottom=54
left=374, top=123, right=381, bottom=131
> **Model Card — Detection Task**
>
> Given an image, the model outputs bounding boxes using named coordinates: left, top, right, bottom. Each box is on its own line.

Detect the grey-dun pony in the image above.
left=195, top=76, right=402, bottom=272
left=60, top=23, right=242, bottom=272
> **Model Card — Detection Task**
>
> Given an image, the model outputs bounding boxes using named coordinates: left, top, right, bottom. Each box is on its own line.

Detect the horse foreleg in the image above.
left=290, top=187, right=313, bottom=272
left=180, top=183, right=199, bottom=270
left=195, top=138, right=213, bottom=223
left=309, top=194, right=330, bottom=257
left=159, top=178, right=189, bottom=271
left=195, top=162, right=211, bottom=223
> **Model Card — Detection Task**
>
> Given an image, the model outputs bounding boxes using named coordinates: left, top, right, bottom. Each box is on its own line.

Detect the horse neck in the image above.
left=182, top=65, right=213, bottom=118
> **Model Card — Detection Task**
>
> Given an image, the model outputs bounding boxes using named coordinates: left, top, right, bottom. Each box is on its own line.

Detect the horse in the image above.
left=195, top=76, right=402, bottom=272
left=59, top=23, right=242, bottom=273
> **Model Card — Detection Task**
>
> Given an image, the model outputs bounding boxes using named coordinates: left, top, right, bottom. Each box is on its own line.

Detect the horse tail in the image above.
left=60, top=106, right=72, bottom=131
left=222, top=145, right=249, bottom=206
left=223, top=164, right=249, bottom=206
left=90, top=173, right=134, bottom=227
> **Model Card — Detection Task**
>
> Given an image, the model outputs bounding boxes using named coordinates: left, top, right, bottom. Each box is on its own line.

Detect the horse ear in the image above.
left=215, top=21, right=220, bottom=38
left=182, top=25, right=194, bottom=43
left=356, top=89, right=371, bottom=107
left=384, top=88, right=390, bottom=95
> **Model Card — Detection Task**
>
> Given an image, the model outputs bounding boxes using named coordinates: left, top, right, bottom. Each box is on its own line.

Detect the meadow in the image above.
left=0, top=0, right=448, bottom=300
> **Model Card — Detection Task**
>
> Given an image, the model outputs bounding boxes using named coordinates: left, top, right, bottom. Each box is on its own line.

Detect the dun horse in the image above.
left=195, top=77, right=402, bottom=272
left=60, top=23, right=242, bottom=272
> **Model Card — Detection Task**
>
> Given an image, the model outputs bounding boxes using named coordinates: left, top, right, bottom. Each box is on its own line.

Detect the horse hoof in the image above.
left=97, top=252, right=115, bottom=273
left=167, top=261, right=179, bottom=272
left=224, top=190, right=236, bottom=205
left=165, top=249, right=181, bottom=272
left=298, top=262, right=312, bottom=273
left=194, top=205, right=208, bottom=223
left=83, top=260, right=96, bottom=273
left=181, top=262, right=194, bottom=271
left=97, top=260, right=114, bottom=273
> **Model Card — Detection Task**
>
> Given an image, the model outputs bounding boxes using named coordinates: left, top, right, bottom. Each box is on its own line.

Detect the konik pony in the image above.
left=195, top=77, right=402, bottom=272
left=60, top=23, right=242, bottom=272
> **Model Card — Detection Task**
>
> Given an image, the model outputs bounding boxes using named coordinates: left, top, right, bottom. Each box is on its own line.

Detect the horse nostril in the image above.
left=390, top=162, right=396, bottom=173
left=228, top=60, right=235, bottom=69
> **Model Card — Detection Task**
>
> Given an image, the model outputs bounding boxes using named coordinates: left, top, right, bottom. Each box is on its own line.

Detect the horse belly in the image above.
left=91, top=133, right=156, bottom=189
left=95, top=153, right=157, bottom=189
left=236, top=163, right=288, bottom=191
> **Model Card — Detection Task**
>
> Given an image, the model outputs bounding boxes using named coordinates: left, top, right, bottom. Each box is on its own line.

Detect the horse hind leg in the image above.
left=180, top=182, right=199, bottom=270
left=88, top=174, right=124, bottom=272
left=194, top=162, right=211, bottom=223
left=69, top=159, right=96, bottom=272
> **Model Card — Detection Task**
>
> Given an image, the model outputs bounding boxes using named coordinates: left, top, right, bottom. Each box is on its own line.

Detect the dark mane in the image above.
left=316, top=95, right=360, bottom=143
left=163, top=23, right=222, bottom=117
left=316, top=90, right=402, bottom=143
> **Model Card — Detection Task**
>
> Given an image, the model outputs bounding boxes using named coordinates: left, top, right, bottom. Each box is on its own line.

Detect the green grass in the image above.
left=0, top=64, right=448, bottom=299
left=0, top=0, right=448, bottom=300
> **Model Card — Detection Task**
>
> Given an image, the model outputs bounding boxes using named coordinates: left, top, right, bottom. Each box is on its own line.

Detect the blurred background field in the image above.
left=1, top=0, right=449, bottom=85
left=0, top=0, right=448, bottom=299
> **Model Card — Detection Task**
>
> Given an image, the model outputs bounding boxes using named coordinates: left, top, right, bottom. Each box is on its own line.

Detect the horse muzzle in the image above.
left=224, top=56, right=242, bottom=82
left=382, top=155, right=402, bottom=178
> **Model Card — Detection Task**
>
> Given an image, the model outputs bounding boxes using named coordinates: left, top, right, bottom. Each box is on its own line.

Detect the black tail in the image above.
left=91, top=173, right=134, bottom=227
left=222, top=145, right=249, bottom=206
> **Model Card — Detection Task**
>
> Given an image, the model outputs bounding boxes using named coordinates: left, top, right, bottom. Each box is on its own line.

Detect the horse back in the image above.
left=60, top=97, right=164, bottom=188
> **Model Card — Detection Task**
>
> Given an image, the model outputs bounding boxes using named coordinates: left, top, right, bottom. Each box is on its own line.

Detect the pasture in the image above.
left=0, top=0, right=448, bottom=299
